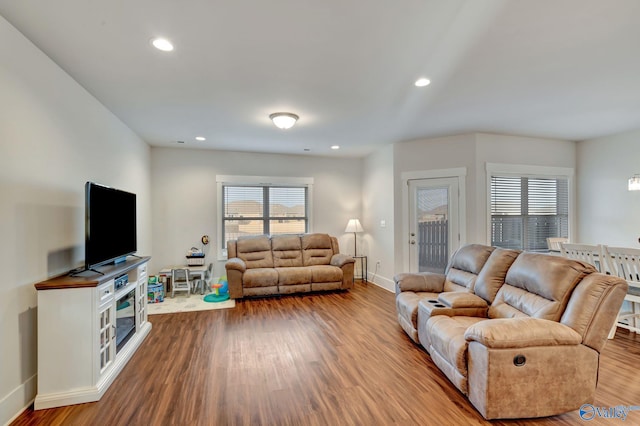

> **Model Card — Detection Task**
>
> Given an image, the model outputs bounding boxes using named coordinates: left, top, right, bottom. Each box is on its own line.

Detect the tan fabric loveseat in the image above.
left=225, top=233, right=355, bottom=299
left=395, top=244, right=627, bottom=420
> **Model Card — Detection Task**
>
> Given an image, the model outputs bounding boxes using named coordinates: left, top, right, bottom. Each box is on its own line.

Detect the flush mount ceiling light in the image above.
left=331, top=145, right=340, bottom=150
left=414, top=77, right=431, bottom=87
left=151, top=38, right=174, bottom=52
left=195, top=136, right=206, bottom=141
left=629, top=175, right=640, bottom=191
left=269, top=112, right=299, bottom=129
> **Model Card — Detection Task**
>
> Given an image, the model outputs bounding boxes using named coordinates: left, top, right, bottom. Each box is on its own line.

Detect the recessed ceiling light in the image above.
left=331, top=145, right=340, bottom=150
left=152, top=38, right=174, bottom=52
left=195, top=136, right=206, bottom=141
left=414, top=77, right=431, bottom=87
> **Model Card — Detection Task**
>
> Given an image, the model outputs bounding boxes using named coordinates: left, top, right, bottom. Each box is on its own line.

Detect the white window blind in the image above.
left=222, top=185, right=308, bottom=246
left=490, top=175, right=568, bottom=251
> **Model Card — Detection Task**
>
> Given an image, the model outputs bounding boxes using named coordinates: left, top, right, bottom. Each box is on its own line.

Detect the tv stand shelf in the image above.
left=33, top=256, right=151, bottom=410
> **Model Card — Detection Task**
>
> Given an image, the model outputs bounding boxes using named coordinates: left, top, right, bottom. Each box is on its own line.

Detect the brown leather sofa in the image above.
left=225, top=233, right=355, bottom=298
left=395, top=244, right=627, bottom=420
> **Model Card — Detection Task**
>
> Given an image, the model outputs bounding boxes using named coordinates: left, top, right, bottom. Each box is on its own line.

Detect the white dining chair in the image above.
left=547, top=237, right=568, bottom=252
left=192, top=263, right=214, bottom=295
left=601, top=245, right=640, bottom=338
left=559, top=243, right=604, bottom=272
left=171, top=268, right=191, bottom=298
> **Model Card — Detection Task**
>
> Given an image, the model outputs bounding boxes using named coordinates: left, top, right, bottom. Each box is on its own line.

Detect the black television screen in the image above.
left=85, top=182, right=137, bottom=269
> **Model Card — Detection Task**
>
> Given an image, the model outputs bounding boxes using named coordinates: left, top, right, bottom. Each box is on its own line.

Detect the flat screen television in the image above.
left=85, top=182, right=137, bottom=270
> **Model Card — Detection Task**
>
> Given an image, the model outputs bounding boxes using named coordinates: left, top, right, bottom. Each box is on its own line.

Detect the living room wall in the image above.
left=474, top=133, right=576, bottom=242
left=361, top=144, right=395, bottom=289
left=149, top=147, right=362, bottom=278
left=0, top=16, right=151, bottom=424
left=362, top=133, right=576, bottom=291
left=577, top=129, right=640, bottom=246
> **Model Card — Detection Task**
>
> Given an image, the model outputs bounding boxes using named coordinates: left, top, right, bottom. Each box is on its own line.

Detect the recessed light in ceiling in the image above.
left=331, top=145, right=340, bottom=150
left=414, top=77, right=431, bottom=87
left=152, top=38, right=174, bottom=52
left=195, top=136, right=206, bottom=141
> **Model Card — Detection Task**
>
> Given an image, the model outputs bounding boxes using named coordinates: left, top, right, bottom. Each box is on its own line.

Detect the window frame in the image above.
left=485, top=163, right=574, bottom=251
left=216, top=175, right=314, bottom=260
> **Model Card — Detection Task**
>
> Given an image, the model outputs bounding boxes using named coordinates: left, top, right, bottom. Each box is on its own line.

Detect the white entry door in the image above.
left=408, top=178, right=460, bottom=273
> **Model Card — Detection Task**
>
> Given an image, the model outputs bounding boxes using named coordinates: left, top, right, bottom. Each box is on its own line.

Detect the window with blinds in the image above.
left=490, top=175, right=568, bottom=251
left=222, top=185, right=308, bottom=246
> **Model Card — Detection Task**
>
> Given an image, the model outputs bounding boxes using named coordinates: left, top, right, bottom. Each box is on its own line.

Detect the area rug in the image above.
left=147, top=293, right=235, bottom=315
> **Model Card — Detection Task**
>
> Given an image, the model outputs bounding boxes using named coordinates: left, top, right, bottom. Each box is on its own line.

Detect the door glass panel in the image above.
left=416, top=187, right=449, bottom=273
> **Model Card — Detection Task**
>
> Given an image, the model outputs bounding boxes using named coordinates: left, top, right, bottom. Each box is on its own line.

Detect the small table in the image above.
left=353, top=255, right=367, bottom=282
left=159, top=265, right=208, bottom=294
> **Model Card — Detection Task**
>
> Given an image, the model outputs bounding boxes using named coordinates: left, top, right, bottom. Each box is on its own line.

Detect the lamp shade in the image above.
left=269, top=112, right=299, bottom=129
left=345, top=219, right=364, bottom=233
left=629, top=175, right=640, bottom=191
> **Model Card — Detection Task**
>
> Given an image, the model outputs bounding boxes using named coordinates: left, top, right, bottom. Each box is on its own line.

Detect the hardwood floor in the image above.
left=12, top=281, right=640, bottom=425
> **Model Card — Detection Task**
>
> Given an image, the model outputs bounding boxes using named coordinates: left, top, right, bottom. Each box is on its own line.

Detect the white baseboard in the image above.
left=1, top=374, right=36, bottom=426
left=366, top=271, right=395, bottom=292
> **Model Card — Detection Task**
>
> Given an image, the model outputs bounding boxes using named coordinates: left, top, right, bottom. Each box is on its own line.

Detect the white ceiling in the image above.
left=1, top=0, right=640, bottom=158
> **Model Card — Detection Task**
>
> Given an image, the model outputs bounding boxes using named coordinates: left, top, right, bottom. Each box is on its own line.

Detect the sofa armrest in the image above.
left=225, top=257, right=246, bottom=273
left=465, top=317, right=582, bottom=349
left=330, top=253, right=355, bottom=267
left=438, top=292, right=488, bottom=308
left=394, top=272, right=445, bottom=294
left=418, top=299, right=488, bottom=319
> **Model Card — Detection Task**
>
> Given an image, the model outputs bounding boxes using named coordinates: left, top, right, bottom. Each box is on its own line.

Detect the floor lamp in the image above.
left=345, top=219, right=364, bottom=256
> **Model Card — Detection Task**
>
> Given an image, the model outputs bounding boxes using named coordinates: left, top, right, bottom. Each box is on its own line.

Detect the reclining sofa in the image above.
left=395, top=244, right=627, bottom=420
left=225, top=233, right=354, bottom=299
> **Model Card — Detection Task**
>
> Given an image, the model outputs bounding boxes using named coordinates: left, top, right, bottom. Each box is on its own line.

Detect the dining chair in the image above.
left=192, top=263, right=214, bottom=295
left=171, top=268, right=191, bottom=298
left=559, top=242, right=604, bottom=272
left=546, top=237, right=568, bottom=252
left=601, top=245, right=640, bottom=338
left=203, top=262, right=214, bottom=293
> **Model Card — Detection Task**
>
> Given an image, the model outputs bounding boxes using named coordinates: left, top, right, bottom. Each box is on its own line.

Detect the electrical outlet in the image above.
left=376, top=260, right=381, bottom=268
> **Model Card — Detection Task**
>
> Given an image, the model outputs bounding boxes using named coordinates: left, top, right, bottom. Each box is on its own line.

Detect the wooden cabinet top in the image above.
left=35, top=256, right=151, bottom=291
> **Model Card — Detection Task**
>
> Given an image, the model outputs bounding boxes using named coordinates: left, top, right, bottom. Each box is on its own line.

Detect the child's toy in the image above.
left=203, top=276, right=230, bottom=302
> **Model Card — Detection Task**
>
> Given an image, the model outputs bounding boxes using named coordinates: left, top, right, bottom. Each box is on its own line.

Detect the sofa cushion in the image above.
left=561, top=273, right=628, bottom=352
left=443, top=244, right=495, bottom=292
left=309, top=265, right=342, bottom=283
left=490, top=253, right=596, bottom=321
left=443, top=269, right=477, bottom=293
left=397, top=291, right=440, bottom=330
left=474, top=248, right=520, bottom=303
left=427, top=315, right=486, bottom=393
left=302, top=233, right=335, bottom=266
left=272, top=235, right=303, bottom=267
left=236, top=235, right=274, bottom=269
left=243, top=268, right=278, bottom=288
left=276, top=267, right=311, bottom=285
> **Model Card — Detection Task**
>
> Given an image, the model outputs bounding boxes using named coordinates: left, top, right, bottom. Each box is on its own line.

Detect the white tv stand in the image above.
left=34, top=256, right=151, bottom=410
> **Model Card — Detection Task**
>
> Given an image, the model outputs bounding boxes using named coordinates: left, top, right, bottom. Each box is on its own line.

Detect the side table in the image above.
left=353, top=255, right=367, bottom=282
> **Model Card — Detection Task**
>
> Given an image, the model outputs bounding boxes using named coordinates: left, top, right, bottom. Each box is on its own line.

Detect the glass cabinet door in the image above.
left=98, top=303, right=115, bottom=374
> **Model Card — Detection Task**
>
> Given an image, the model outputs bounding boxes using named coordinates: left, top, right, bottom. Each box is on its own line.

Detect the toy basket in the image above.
left=186, top=255, right=205, bottom=266
left=148, top=282, right=164, bottom=303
